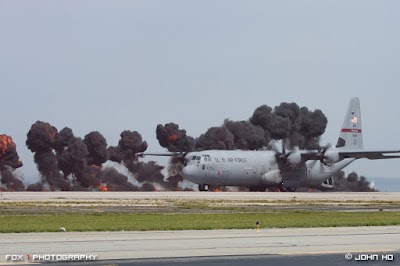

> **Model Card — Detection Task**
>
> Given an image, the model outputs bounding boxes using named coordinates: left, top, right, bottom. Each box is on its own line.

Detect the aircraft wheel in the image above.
left=286, top=188, right=296, bottom=192
left=258, top=186, right=267, bottom=192
left=278, top=185, right=287, bottom=192
left=249, top=187, right=258, bottom=192
left=198, top=184, right=209, bottom=191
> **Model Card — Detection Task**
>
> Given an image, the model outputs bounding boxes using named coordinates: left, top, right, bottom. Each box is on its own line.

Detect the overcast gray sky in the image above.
left=1, top=0, right=400, bottom=184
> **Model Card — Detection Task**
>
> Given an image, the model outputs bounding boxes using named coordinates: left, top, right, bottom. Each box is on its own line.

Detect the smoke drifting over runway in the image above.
left=108, top=130, right=175, bottom=190
left=0, top=101, right=377, bottom=192
left=25, top=122, right=146, bottom=191
left=24, top=123, right=184, bottom=191
left=332, top=171, right=377, bottom=192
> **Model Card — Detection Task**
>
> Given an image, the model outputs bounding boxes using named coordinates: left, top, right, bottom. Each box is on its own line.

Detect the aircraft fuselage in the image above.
left=182, top=150, right=355, bottom=190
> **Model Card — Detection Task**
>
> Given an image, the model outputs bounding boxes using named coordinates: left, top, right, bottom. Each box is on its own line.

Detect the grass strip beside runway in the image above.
left=0, top=211, right=400, bottom=233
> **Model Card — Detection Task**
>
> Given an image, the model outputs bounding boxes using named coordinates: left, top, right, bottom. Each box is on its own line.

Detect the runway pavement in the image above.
left=1, top=192, right=400, bottom=264
left=2, top=191, right=400, bottom=201
left=1, top=227, right=399, bottom=264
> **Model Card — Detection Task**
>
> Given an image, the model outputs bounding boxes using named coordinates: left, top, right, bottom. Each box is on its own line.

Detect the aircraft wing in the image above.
left=136, top=152, right=181, bottom=158
left=300, top=149, right=400, bottom=161
left=338, top=150, right=400, bottom=160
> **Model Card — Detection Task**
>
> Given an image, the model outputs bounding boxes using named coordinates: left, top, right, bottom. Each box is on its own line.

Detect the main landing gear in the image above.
left=267, top=186, right=296, bottom=192
left=277, top=185, right=296, bottom=192
left=198, top=184, right=209, bottom=191
left=248, top=186, right=267, bottom=192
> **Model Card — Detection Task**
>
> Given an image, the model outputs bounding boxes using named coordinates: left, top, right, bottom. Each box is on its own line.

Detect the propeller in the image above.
left=174, top=152, right=189, bottom=165
left=316, top=144, right=330, bottom=162
left=315, top=143, right=339, bottom=165
left=272, top=140, right=301, bottom=166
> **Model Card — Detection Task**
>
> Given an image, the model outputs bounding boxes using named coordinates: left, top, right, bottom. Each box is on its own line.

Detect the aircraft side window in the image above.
left=202, top=165, right=205, bottom=170
left=196, top=156, right=201, bottom=160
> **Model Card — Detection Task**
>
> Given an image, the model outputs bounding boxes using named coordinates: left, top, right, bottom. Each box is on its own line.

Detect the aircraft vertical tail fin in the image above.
left=336, top=97, right=363, bottom=150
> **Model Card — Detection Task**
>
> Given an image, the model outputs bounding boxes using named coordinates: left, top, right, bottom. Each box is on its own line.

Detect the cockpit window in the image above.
left=201, top=154, right=211, bottom=162
left=192, top=155, right=210, bottom=161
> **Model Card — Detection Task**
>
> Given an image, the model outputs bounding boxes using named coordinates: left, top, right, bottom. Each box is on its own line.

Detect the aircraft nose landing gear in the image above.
left=198, top=184, right=209, bottom=191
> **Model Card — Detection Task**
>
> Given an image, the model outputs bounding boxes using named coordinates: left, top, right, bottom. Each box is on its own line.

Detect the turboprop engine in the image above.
left=322, top=151, right=340, bottom=165
left=286, top=151, right=301, bottom=165
left=261, top=169, right=282, bottom=185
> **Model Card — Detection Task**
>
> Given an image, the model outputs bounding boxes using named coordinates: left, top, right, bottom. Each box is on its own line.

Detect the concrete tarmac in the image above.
left=1, top=192, right=400, bottom=264
left=1, top=227, right=399, bottom=264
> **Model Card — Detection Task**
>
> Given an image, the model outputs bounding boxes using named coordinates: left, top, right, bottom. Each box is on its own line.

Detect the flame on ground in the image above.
left=99, top=180, right=108, bottom=192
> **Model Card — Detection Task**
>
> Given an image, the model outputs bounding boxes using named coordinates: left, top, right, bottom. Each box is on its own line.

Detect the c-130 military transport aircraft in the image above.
left=139, top=98, right=400, bottom=192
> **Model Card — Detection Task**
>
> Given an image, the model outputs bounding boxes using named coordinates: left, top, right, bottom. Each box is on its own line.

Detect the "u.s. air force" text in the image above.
left=215, top=157, right=247, bottom=163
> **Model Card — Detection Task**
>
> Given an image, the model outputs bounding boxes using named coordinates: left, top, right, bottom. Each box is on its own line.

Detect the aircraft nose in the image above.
left=182, top=165, right=196, bottom=178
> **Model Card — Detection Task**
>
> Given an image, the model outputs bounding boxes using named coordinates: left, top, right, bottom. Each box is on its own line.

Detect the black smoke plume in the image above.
left=195, top=126, right=235, bottom=150
left=223, top=119, right=267, bottom=150
left=108, top=130, right=148, bottom=165
left=84, top=131, right=109, bottom=166
left=26, top=121, right=70, bottom=190
left=26, top=122, right=146, bottom=191
left=331, top=171, right=378, bottom=192
left=157, top=102, right=327, bottom=154
left=108, top=130, right=169, bottom=190
left=155, top=123, right=195, bottom=190
left=156, top=123, right=194, bottom=152
left=250, top=105, right=290, bottom=141
left=250, top=102, right=328, bottom=149
left=100, top=167, right=139, bottom=191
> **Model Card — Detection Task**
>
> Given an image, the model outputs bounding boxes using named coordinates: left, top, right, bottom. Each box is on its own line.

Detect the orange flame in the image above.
left=91, top=164, right=101, bottom=171
left=0, top=135, right=22, bottom=168
left=213, top=187, right=221, bottom=192
left=167, top=134, right=178, bottom=142
left=0, top=134, right=16, bottom=153
left=43, top=125, right=56, bottom=142
left=99, top=180, right=108, bottom=192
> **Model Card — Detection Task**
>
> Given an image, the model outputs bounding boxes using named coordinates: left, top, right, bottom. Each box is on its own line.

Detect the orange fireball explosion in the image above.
left=0, top=134, right=22, bottom=168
